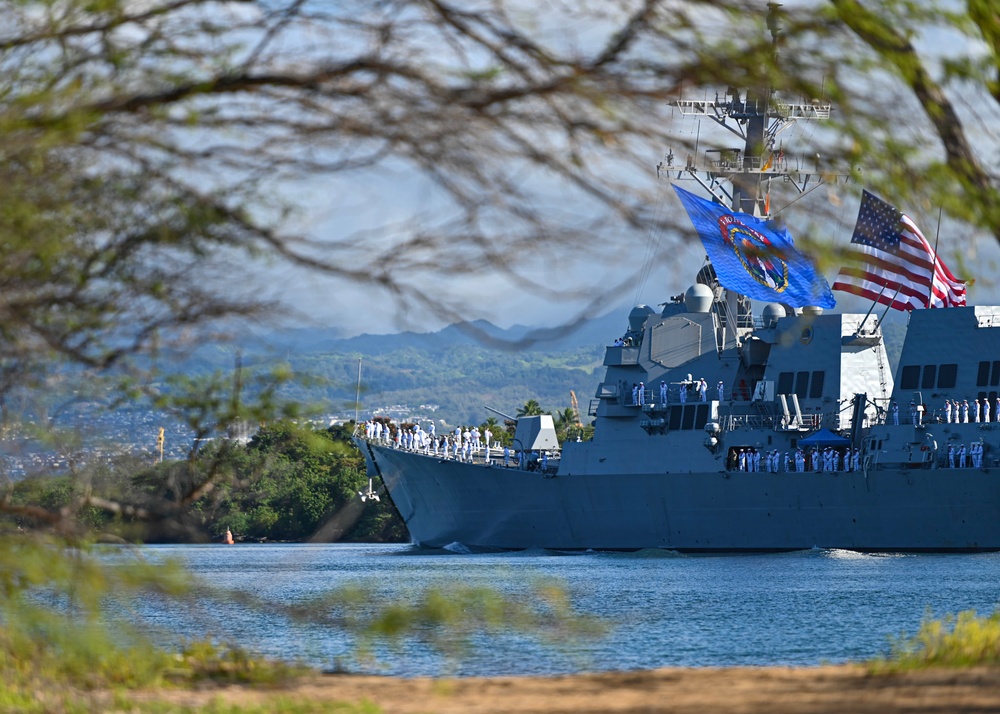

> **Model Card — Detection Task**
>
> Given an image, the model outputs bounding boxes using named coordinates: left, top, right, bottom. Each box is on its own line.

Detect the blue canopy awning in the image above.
left=798, top=428, right=851, bottom=447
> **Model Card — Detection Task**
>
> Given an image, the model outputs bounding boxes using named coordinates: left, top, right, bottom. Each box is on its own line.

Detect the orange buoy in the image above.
left=224, top=528, right=234, bottom=545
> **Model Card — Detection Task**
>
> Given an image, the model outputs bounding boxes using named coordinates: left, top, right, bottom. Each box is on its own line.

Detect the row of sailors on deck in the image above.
left=632, top=376, right=724, bottom=405
left=891, top=397, right=1000, bottom=426
left=729, top=447, right=863, bottom=473
left=363, top=420, right=494, bottom=459
left=948, top=442, right=985, bottom=468
left=940, top=397, right=1000, bottom=424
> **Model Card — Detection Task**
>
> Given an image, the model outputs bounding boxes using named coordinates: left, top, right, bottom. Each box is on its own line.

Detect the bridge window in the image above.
left=681, top=405, right=696, bottom=430
left=978, top=361, right=990, bottom=387
left=795, top=371, right=809, bottom=397
left=938, top=364, right=958, bottom=389
left=900, top=365, right=920, bottom=390
left=921, top=364, right=937, bottom=389
left=809, top=371, right=825, bottom=398
left=777, top=371, right=794, bottom=394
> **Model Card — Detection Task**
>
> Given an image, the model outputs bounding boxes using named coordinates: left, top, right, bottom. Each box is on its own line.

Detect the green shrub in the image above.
left=873, top=609, right=1000, bottom=670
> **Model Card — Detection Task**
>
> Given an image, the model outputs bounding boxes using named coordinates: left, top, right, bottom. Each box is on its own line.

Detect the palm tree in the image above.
left=553, top=407, right=578, bottom=442
left=553, top=407, right=576, bottom=427
left=480, top=416, right=500, bottom=431
left=517, top=399, right=543, bottom=417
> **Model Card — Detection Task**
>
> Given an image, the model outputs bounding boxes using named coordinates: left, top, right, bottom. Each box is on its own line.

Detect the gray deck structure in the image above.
left=358, top=299, right=1000, bottom=551
left=355, top=7, right=994, bottom=551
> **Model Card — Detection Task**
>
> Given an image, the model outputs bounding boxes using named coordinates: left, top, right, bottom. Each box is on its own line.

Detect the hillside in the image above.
left=213, top=309, right=907, bottom=429
left=273, top=318, right=622, bottom=427
left=194, top=311, right=628, bottom=428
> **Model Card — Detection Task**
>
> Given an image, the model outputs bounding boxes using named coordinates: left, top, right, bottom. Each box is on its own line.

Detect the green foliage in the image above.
left=516, top=399, right=544, bottom=417
left=0, top=535, right=385, bottom=712
left=3, top=421, right=407, bottom=543
left=0, top=537, right=224, bottom=693
left=0, top=534, right=603, bottom=711
left=873, top=609, right=1000, bottom=670
left=296, top=579, right=606, bottom=673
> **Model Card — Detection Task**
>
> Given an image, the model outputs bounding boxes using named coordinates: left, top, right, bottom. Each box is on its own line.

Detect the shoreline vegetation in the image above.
left=126, top=665, right=1000, bottom=714
left=2, top=422, right=409, bottom=544
left=6, top=422, right=1000, bottom=712
left=3, top=535, right=1000, bottom=714
left=13, top=664, right=1000, bottom=713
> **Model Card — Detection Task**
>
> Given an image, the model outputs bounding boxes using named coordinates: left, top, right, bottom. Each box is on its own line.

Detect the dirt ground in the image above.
left=141, top=665, right=1000, bottom=713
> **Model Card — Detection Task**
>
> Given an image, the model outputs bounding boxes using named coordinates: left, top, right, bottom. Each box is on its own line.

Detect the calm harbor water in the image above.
left=129, top=544, right=1000, bottom=677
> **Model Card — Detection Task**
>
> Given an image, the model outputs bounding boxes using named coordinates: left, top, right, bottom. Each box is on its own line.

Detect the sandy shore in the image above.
left=140, top=665, right=1000, bottom=713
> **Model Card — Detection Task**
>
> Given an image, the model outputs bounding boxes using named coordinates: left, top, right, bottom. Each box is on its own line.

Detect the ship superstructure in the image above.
left=354, top=7, right=996, bottom=552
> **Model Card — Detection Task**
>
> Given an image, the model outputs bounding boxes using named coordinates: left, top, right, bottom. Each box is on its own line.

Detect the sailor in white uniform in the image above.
left=638, top=382, right=645, bottom=405
left=660, top=380, right=668, bottom=404
left=717, top=381, right=725, bottom=401
left=698, top=378, right=708, bottom=402
left=944, top=400, right=953, bottom=424
left=891, top=402, right=899, bottom=425
left=948, top=444, right=956, bottom=468
left=983, top=398, right=991, bottom=424
left=679, top=382, right=687, bottom=403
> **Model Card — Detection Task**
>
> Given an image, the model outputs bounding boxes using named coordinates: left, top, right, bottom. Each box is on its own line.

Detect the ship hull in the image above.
left=359, top=440, right=1000, bottom=551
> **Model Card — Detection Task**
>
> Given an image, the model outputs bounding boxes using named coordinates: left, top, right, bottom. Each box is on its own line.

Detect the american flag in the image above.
left=831, top=190, right=966, bottom=310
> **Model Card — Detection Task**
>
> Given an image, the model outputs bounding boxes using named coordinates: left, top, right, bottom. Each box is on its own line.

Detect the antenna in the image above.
left=855, top=283, right=888, bottom=335
left=354, top=357, right=362, bottom=423
left=928, top=206, right=943, bottom=309
left=874, top=285, right=903, bottom=329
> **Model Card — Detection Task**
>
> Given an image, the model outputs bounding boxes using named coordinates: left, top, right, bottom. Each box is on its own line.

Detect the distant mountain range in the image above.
left=201, top=311, right=630, bottom=427
left=247, top=310, right=630, bottom=355
left=167, top=306, right=906, bottom=429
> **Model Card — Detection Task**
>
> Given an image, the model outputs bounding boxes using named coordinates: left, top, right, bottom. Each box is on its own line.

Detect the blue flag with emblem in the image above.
left=673, top=185, right=835, bottom=308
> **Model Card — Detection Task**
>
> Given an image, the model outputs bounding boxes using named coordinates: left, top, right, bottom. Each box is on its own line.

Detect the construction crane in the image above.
left=570, top=390, right=584, bottom=428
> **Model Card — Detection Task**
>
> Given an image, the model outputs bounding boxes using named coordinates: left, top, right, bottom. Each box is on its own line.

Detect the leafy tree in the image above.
left=553, top=407, right=579, bottom=443
left=4, top=1, right=1000, bottom=699
left=2, top=0, right=1000, bottom=540
left=517, top=399, right=544, bottom=417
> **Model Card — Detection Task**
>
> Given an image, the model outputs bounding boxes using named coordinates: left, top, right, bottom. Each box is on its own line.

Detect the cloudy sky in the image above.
left=242, top=0, right=1000, bottom=339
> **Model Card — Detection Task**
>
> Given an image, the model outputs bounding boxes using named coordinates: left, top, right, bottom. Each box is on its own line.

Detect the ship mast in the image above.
left=732, top=3, right=781, bottom=216
left=670, top=3, right=831, bottom=218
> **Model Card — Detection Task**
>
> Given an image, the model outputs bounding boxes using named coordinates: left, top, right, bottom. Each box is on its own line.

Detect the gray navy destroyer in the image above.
left=356, top=17, right=996, bottom=552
